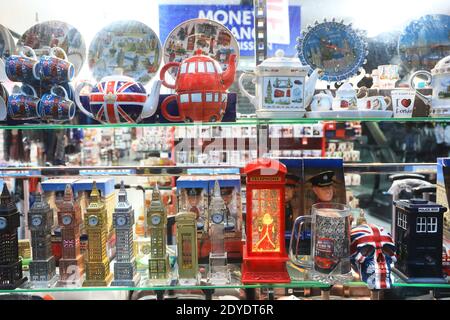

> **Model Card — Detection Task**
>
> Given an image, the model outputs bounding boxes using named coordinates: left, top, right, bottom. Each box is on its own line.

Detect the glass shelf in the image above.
left=1, top=263, right=448, bottom=294
left=1, top=117, right=450, bottom=130
left=0, top=163, right=437, bottom=178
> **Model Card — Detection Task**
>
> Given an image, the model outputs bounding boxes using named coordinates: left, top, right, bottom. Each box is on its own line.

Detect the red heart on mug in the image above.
left=401, top=99, right=411, bottom=107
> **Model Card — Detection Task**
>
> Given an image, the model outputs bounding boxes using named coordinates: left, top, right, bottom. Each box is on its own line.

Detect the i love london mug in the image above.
left=391, top=89, right=416, bottom=118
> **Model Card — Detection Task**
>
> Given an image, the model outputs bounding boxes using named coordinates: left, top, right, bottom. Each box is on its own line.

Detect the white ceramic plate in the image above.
left=89, top=20, right=162, bottom=85
left=163, top=18, right=239, bottom=79
left=306, top=110, right=393, bottom=118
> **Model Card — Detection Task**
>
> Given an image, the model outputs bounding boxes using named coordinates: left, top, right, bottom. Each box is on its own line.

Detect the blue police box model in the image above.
left=393, top=199, right=447, bottom=283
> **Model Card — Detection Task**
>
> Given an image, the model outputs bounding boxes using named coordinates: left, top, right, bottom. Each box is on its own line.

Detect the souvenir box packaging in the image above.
left=279, top=159, right=303, bottom=250
left=205, top=175, right=243, bottom=260
left=176, top=176, right=209, bottom=234
left=436, top=158, right=450, bottom=253
left=278, top=158, right=346, bottom=250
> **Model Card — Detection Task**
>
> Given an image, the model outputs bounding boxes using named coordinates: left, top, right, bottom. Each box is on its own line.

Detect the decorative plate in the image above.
left=297, top=19, right=368, bottom=82
left=0, top=24, right=15, bottom=59
left=88, top=20, right=162, bottom=85
left=17, top=20, right=86, bottom=76
left=398, top=14, right=450, bottom=72
left=163, top=18, right=239, bottom=78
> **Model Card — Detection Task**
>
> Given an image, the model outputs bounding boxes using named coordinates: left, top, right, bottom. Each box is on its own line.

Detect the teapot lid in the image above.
left=258, top=49, right=308, bottom=70
left=432, top=55, right=450, bottom=75
left=336, top=82, right=356, bottom=93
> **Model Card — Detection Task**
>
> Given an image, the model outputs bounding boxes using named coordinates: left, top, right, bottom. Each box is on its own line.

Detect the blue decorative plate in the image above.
left=297, top=19, right=368, bottom=82
left=398, top=14, right=450, bottom=72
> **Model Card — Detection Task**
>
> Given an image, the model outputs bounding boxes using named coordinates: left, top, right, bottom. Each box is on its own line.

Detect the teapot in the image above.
left=159, top=49, right=237, bottom=122
left=74, top=75, right=161, bottom=124
left=310, top=91, right=333, bottom=112
left=332, top=82, right=367, bottom=110
left=409, top=55, right=450, bottom=112
left=239, top=49, right=322, bottom=118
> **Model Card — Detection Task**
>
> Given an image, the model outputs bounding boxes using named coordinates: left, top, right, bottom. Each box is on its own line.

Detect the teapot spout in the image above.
left=141, top=80, right=162, bottom=118
left=305, top=68, right=323, bottom=107
left=221, top=54, right=237, bottom=89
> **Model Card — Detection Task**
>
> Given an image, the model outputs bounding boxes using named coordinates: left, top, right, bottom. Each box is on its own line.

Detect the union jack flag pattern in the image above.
left=90, top=80, right=147, bottom=124
left=350, top=224, right=397, bottom=289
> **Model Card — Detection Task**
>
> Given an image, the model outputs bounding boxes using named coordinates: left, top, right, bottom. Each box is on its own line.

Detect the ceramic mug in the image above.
left=39, top=85, right=75, bottom=122
left=7, top=84, right=40, bottom=120
left=358, top=96, right=391, bottom=111
left=378, top=64, right=399, bottom=89
left=34, top=47, right=75, bottom=84
left=4, top=46, right=38, bottom=83
left=391, top=89, right=416, bottom=118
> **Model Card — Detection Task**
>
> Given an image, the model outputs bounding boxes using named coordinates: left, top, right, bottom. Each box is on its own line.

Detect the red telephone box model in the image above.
left=242, top=159, right=290, bottom=283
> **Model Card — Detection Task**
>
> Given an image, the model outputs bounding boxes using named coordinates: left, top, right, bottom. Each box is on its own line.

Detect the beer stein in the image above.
left=289, top=203, right=353, bottom=284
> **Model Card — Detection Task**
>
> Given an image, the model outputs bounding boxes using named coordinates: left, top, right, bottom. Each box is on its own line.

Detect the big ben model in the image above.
left=111, top=181, right=140, bottom=287
left=207, top=181, right=230, bottom=284
left=28, top=184, right=57, bottom=287
left=147, top=184, right=170, bottom=284
left=176, top=211, right=199, bottom=285
left=0, top=184, right=27, bottom=289
left=57, top=184, right=84, bottom=285
left=83, top=181, right=113, bottom=286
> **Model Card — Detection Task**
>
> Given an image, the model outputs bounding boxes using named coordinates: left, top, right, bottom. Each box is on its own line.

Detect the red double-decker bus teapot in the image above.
left=159, top=49, right=237, bottom=122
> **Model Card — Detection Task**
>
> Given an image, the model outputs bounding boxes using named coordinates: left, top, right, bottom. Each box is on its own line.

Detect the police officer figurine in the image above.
left=308, top=170, right=335, bottom=203
left=285, top=174, right=300, bottom=232
left=186, top=188, right=204, bottom=230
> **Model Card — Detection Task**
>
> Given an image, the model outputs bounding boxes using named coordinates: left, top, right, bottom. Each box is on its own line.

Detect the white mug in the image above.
left=391, top=89, right=416, bottom=118
left=357, top=96, right=391, bottom=111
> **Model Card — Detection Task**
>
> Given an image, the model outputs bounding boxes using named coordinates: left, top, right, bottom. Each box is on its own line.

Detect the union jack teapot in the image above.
left=74, top=75, right=161, bottom=124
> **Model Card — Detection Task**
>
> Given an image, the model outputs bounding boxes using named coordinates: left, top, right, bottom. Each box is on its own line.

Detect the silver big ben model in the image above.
left=112, top=181, right=140, bottom=287
left=207, top=181, right=231, bottom=284
left=28, top=184, right=57, bottom=287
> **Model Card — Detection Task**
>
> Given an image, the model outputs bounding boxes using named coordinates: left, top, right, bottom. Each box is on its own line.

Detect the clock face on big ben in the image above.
left=88, top=215, right=99, bottom=227
left=62, top=214, right=72, bottom=226
left=116, top=215, right=127, bottom=226
left=151, top=215, right=161, bottom=226
left=31, top=215, right=42, bottom=227
left=297, top=19, right=367, bottom=82
left=211, top=213, right=224, bottom=224
left=0, top=217, right=7, bottom=230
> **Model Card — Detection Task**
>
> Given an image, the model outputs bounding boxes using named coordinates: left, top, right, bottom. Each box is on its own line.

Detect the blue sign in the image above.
left=159, top=4, right=301, bottom=57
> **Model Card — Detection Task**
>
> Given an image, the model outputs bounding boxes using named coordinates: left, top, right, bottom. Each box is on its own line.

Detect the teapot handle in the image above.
left=161, top=94, right=182, bottom=122
left=289, top=215, right=312, bottom=268
left=238, top=72, right=256, bottom=106
left=159, top=62, right=179, bottom=89
left=409, top=70, right=432, bottom=105
left=74, top=81, right=95, bottom=119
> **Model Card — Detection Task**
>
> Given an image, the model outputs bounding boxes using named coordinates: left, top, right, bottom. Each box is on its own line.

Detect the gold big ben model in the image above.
left=83, top=181, right=113, bottom=286
left=147, top=184, right=170, bottom=284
